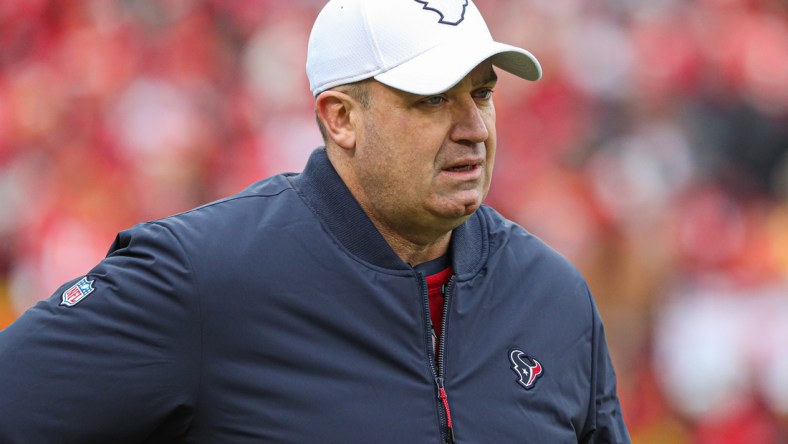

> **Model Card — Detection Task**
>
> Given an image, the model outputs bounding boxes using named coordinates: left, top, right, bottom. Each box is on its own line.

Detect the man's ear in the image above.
left=315, top=91, right=358, bottom=150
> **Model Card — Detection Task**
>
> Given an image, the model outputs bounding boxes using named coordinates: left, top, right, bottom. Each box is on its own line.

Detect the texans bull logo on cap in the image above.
left=415, top=0, right=469, bottom=25
left=306, top=0, right=541, bottom=97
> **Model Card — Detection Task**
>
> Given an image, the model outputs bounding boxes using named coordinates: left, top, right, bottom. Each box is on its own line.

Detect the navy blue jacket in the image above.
left=0, top=148, right=630, bottom=443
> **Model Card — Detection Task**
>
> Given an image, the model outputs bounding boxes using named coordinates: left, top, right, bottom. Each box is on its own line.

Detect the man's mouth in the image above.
left=448, top=165, right=475, bottom=172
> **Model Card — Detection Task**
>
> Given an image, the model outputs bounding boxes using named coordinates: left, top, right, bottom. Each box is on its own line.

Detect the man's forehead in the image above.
left=461, top=62, right=498, bottom=88
left=426, top=63, right=497, bottom=96
left=379, top=62, right=498, bottom=98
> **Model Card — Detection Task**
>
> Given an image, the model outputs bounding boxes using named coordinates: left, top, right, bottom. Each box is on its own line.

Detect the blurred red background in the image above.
left=1, top=1, right=787, bottom=442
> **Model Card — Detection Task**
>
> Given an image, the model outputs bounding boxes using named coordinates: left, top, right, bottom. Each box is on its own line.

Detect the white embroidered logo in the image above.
left=415, top=0, right=469, bottom=25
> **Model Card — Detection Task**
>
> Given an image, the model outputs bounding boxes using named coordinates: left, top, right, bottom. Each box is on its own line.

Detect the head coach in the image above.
left=0, top=0, right=631, bottom=442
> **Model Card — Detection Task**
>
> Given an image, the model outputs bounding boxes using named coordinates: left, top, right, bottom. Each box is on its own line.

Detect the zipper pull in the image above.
left=436, top=378, right=455, bottom=443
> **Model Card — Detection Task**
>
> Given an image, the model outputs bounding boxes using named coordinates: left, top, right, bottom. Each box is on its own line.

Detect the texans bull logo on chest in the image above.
left=509, top=349, right=544, bottom=390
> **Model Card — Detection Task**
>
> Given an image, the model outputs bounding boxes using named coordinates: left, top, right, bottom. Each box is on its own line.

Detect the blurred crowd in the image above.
left=1, top=0, right=786, bottom=442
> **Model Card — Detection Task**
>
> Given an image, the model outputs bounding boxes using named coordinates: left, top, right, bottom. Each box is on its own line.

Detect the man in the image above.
left=0, top=0, right=630, bottom=442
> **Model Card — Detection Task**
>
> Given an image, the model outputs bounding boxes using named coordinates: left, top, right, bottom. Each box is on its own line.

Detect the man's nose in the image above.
left=450, top=97, right=490, bottom=144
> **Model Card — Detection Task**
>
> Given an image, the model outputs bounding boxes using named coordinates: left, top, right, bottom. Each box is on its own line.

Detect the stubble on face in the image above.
left=348, top=63, right=498, bottom=251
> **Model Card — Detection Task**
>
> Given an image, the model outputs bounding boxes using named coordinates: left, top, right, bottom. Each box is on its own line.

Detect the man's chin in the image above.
left=427, top=192, right=485, bottom=224
left=437, top=201, right=482, bottom=222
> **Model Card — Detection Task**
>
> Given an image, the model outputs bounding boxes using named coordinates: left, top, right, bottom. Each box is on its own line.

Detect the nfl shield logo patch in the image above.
left=60, top=277, right=95, bottom=307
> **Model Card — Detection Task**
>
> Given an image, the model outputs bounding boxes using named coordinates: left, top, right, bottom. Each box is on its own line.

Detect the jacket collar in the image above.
left=290, top=148, right=487, bottom=278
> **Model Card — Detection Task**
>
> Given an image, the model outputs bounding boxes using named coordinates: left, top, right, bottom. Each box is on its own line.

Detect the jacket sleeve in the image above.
left=581, top=287, right=632, bottom=444
left=0, top=221, right=201, bottom=443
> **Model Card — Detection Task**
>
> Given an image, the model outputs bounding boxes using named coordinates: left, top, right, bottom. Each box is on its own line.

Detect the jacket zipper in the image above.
left=419, top=273, right=456, bottom=443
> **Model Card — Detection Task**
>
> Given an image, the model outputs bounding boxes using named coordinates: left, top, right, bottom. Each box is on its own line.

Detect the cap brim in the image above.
left=374, top=40, right=542, bottom=95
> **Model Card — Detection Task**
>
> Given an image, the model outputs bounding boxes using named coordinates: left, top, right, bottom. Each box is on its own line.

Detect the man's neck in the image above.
left=325, top=147, right=454, bottom=266
left=377, top=226, right=452, bottom=267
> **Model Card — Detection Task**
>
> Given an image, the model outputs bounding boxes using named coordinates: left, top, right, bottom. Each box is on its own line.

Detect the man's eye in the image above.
left=421, top=96, right=445, bottom=105
left=475, top=88, right=494, bottom=100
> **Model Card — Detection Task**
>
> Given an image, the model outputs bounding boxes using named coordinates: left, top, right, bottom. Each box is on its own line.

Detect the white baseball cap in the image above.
left=306, top=0, right=542, bottom=96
